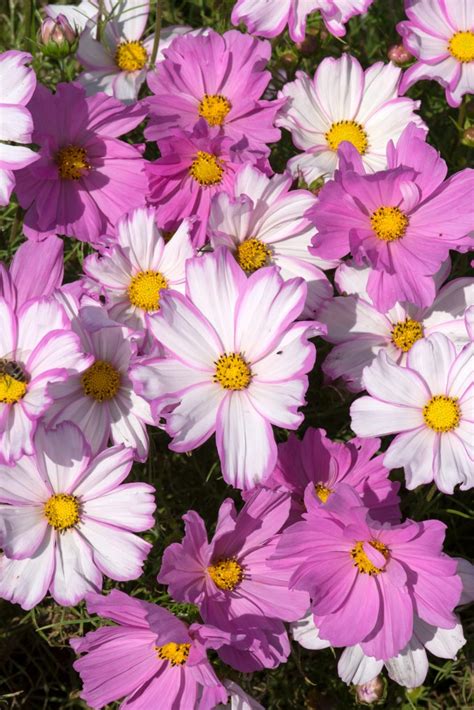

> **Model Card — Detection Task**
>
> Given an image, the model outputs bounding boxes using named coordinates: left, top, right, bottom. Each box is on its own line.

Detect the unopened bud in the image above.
left=462, top=126, right=474, bottom=146
left=388, top=44, right=414, bottom=65
left=296, top=33, right=318, bottom=56
left=279, top=50, right=298, bottom=68
left=356, top=676, right=385, bottom=704
left=40, top=14, right=77, bottom=57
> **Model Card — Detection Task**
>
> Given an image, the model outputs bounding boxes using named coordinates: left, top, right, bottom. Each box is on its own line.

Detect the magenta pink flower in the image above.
left=275, top=485, right=462, bottom=661
left=265, top=428, right=400, bottom=523
left=309, top=124, right=473, bottom=310
left=146, top=121, right=270, bottom=247
left=71, top=590, right=228, bottom=709
left=15, top=82, right=147, bottom=245
left=145, top=30, right=283, bottom=153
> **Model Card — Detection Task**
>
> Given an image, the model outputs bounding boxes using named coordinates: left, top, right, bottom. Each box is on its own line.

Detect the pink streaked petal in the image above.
left=0, top=404, right=35, bottom=464
left=361, top=576, right=414, bottom=660
left=0, top=454, right=50, bottom=504
left=74, top=445, right=134, bottom=499
left=166, top=382, right=224, bottom=452
left=0, top=526, right=55, bottom=610
left=247, top=379, right=306, bottom=429
left=27, top=330, right=89, bottom=380
left=17, top=298, right=67, bottom=353
left=82, top=482, right=156, bottom=531
left=50, top=528, right=102, bottom=606
left=80, top=518, right=152, bottom=580
left=34, top=423, right=90, bottom=494
left=384, top=427, right=437, bottom=489
left=0, top=505, right=48, bottom=558
left=351, top=398, right=424, bottom=437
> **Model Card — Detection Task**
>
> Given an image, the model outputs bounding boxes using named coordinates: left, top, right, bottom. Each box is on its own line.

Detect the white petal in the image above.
left=34, top=424, right=89, bottom=494
left=384, top=427, right=437, bottom=489
left=49, top=528, right=102, bottom=606
left=351, top=398, right=424, bottom=437
left=0, top=527, right=55, bottom=610
left=385, top=638, right=428, bottom=689
left=166, top=382, right=224, bottom=452
left=291, top=611, right=331, bottom=650
left=80, top=518, right=151, bottom=580
left=363, top=351, right=430, bottom=406
left=338, top=645, right=383, bottom=685
left=414, top=617, right=465, bottom=660
left=73, top=445, right=134, bottom=499
left=83, top=482, right=155, bottom=531
left=407, top=333, right=456, bottom=394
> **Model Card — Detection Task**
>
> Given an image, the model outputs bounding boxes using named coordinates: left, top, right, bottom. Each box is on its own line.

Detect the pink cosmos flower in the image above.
left=319, top=275, right=473, bottom=392
left=0, top=297, right=90, bottom=465
left=83, top=206, right=195, bottom=332
left=309, top=124, right=473, bottom=310
left=71, top=590, right=228, bottom=709
left=45, top=298, right=154, bottom=460
left=231, top=0, right=375, bottom=41
left=0, top=423, right=155, bottom=609
left=275, top=485, right=462, bottom=660
left=146, top=120, right=271, bottom=249
left=0, top=51, right=39, bottom=205
left=158, top=488, right=309, bottom=671
left=133, top=248, right=319, bottom=489
left=398, top=0, right=474, bottom=107
left=208, top=164, right=334, bottom=319
left=145, top=30, right=283, bottom=153
left=264, top=427, right=400, bottom=523
left=351, top=333, right=473, bottom=494
left=14, top=82, right=147, bottom=245
left=0, top=237, right=64, bottom=309
left=276, top=54, right=424, bottom=183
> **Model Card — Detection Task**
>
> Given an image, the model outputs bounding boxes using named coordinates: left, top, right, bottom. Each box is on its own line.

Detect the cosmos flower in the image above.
left=14, top=82, right=147, bottom=245
left=0, top=297, right=90, bottom=465
left=145, top=29, right=283, bottom=152
left=351, top=333, right=473, bottom=494
left=0, top=423, right=155, bottom=609
left=275, top=485, right=462, bottom=660
left=276, top=53, right=424, bottom=183
left=83, top=206, right=195, bottom=332
left=309, top=124, right=473, bottom=310
left=208, top=163, right=334, bottom=319
left=264, top=427, right=400, bottom=523
left=231, top=0, right=375, bottom=42
left=146, top=120, right=272, bottom=248
left=0, top=50, right=39, bottom=205
left=133, top=247, right=319, bottom=489
left=70, top=590, right=228, bottom=709
left=398, top=0, right=474, bottom=107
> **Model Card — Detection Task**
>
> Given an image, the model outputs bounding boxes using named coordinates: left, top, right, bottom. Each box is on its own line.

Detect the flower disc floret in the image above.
left=44, top=493, right=80, bottom=531
left=208, top=557, right=244, bottom=591
left=235, top=238, right=271, bottom=273
left=155, top=642, right=191, bottom=666
left=370, top=206, right=408, bottom=242
left=391, top=319, right=423, bottom=352
left=128, top=270, right=168, bottom=311
left=80, top=360, right=121, bottom=402
left=0, top=374, right=27, bottom=404
left=55, top=145, right=90, bottom=180
left=351, top=540, right=389, bottom=575
left=198, top=94, right=232, bottom=127
left=189, top=151, right=225, bottom=186
left=114, top=40, right=148, bottom=71
left=315, top=483, right=333, bottom=503
left=325, top=120, right=368, bottom=154
left=423, top=395, right=461, bottom=433
left=448, top=31, right=474, bottom=63
left=214, top=353, right=252, bottom=390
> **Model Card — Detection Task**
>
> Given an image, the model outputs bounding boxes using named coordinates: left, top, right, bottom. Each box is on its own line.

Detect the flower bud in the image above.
left=39, top=14, right=77, bottom=57
left=388, top=44, right=414, bottom=65
left=296, top=32, right=318, bottom=57
left=462, top=126, right=474, bottom=147
left=356, top=676, right=385, bottom=704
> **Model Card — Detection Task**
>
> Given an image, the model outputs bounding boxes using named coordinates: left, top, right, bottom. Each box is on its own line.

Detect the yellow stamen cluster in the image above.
left=315, top=483, right=332, bottom=503
left=235, top=238, right=271, bottom=273
left=208, top=557, right=244, bottom=591
left=56, top=145, right=90, bottom=180
left=370, top=206, right=409, bottom=242
left=351, top=540, right=389, bottom=575
left=0, top=374, right=27, bottom=404
left=115, top=40, right=148, bottom=71
left=128, top=270, right=168, bottom=312
left=155, top=642, right=191, bottom=666
left=214, top=353, right=252, bottom=391
left=198, top=94, right=232, bottom=127
left=391, top=318, right=423, bottom=352
left=80, top=360, right=121, bottom=402
left=325, top=120, right=368, bottom=154
left=423, top=395, right=461, bottom=433
left=44, top=493, right=80, bottom=531
left=189, top=151, right=224, bottom=186
left=448, top=31, right=474, bottom=63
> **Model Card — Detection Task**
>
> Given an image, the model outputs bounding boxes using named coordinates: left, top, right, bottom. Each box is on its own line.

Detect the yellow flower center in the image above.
left=80, top=360, right=121, bottom=402
left=155, top=642, right=191, bottom=666
left=198, top=94, right=232, bottom=127
left=351, top=540, right=389, bottom=575
left=0, top=371, right=28, bottom=404
left=423, top=395, right=461, bottom=433
left=370, top=206, right=409, bottom=242
left=189, top=151, right=224, bottom=187
left=56, top=145, right=90, bottom=180
left=448, top=31, right=474, bottom=63
left=325, top=120, right=368, bottom=154
left=128, top=270, right=168, bottom=312
left=391, top=318, right=424, bottom=352
left=208, top=557, right=244, bottom=591
left=235, top=238, right=271, bottom=273
left=44, top=493, right=80, bottom=531
left=115, top=40, right=148, bottom=71
left=315, top=483, right=333, bottom=503
left=214, top=353, right=252, bottom=391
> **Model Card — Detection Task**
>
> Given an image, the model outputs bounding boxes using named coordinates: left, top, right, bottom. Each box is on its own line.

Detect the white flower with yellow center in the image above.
left=351, top=333, right=473, bottom=494
left=276, top=53, right=425, bottom=183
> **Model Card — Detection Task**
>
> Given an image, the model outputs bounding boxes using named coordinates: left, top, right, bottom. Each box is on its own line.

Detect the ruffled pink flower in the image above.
left=14, top=82, right=147, bottom=245
left=71, top=590, right=228, bottom=709
left=275, top=485, right=462, bottom=660
left=0, top=237, right=64, bottom=309
left=231, top=0, right=375, bottom=41
left=146, top=121, right=270, bottom=247
left=309, top=124, right=473, bottom=310
left=0, top=51, right=39, bottom=205
left=145, top=30, right=283, bottom=153
left=398, top=0, right=474, bottom=107
left=351, top=333, right=473, bottom=494
left=0, top=297, right=90, bottom=464
left=133, top=248, right=319, bottom=489
left=0, top=423, right=155, bottom=609
left=265, top=427, right=400, bottom=523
